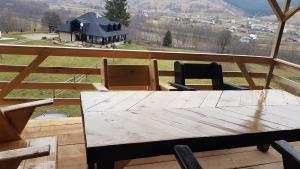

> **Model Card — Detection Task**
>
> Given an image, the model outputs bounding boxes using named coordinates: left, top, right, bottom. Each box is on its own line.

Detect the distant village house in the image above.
left=56, top=12, right=127, bottom=45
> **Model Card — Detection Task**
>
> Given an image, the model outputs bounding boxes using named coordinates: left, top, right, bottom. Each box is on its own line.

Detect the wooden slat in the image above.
left=159, top=70, right=175, bottom=76
left=0, top=137, right=57, bottom=169
left=235, top=60, right=256, bottom=90
left=0, top=98, right=80, bottom=105
left=159, top=70, right=267, bottom=78
left=267, top=0, right=285, bottom=21
left=107, top=64, right=150, bottom=86
left=1, top=99, right=53, bottom=135
left=0, top=145, right=49, bottom=163
left=24, top=137, right=57, bottom=169
left=274, top=59, right=300, bottom=74
left=0, top=64, right=100, bottom=75
left=0, top=45, right=272, bottom=64
left=0, top=50, right=50, bottom=99
left=0, top=81, right=100, bottom=90
left=272, top=75, right=300, bottom=90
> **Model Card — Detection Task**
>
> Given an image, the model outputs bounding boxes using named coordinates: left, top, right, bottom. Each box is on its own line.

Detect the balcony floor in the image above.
left=22, top=117, right=298, bottom=169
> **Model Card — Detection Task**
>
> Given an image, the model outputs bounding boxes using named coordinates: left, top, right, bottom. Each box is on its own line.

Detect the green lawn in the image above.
left=0, top=36, right=299, bottom=118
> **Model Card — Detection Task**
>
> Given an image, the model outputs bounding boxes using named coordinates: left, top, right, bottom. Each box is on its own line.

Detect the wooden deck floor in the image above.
left=22, top=117, right=299, bottom=169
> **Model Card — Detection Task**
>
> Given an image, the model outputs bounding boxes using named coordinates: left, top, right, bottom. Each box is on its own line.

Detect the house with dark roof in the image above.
left=56, top=12, right=127, bottom=45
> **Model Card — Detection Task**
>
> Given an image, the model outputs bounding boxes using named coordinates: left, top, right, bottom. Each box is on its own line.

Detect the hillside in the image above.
left=225, top=0, right=298, bottom=17
left=127, top=0, right=239, bottom=15
left=36, top=0, right=240, bottom=16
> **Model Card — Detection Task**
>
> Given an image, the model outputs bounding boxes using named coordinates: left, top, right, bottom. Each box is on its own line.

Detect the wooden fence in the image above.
left=0, top=45, right=298, bottom=105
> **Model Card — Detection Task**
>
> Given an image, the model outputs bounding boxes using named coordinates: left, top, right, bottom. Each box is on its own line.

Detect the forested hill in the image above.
left=225, top=0, right=298, bottom=16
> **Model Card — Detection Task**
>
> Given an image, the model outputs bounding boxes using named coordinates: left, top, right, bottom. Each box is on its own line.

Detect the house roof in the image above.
left=56, top=12, right=126, bottom=37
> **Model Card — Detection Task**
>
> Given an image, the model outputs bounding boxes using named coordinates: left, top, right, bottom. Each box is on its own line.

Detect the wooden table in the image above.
left=80, top=90, right=300, bottom=169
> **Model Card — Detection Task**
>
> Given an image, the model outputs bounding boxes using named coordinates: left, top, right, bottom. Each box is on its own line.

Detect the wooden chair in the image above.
left=174, top=145, right=203, bottom=169
left=272, top=140, right=300, bottom=169
left=0, top=145, right=50, bottom=169
left=170, top=61, right=247, bottom=91
left=101, top=58, right=160, bottom=90
left=0, top=99, right=55, bottom=169
left=174, top=141, right=300, bottom=169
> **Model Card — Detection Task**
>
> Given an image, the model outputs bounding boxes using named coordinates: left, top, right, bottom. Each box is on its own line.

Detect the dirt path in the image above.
left=22, top=33, right=58, bottom=40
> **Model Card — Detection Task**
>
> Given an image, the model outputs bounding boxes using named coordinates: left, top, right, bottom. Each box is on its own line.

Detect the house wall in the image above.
left=59, top=32, right=75, bottom=42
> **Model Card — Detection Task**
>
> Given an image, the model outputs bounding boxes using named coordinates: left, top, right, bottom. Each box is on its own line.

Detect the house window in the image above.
left=118, top=24, right=121, bottom=30
left=108, top=24, right=112, bottom=31
left=88, top=36, right=93, bottom=43
left=113, top=24, right=117, bottom=31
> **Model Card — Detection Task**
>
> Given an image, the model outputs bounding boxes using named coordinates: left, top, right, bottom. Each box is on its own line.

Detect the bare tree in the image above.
left=216, top=30, right=232, bottom=54
left=41, top=11, right=62, bottom=28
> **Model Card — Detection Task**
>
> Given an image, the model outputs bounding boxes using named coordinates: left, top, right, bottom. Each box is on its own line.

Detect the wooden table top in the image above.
left=81, top=90, right=300, bottom=149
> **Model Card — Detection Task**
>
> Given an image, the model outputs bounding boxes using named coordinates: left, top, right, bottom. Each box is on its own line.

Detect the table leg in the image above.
left=257, top=144, right=270, bottom=152
left=96, top=160, right=115, bottom=169
left=88, top=163, right=96, bottom=169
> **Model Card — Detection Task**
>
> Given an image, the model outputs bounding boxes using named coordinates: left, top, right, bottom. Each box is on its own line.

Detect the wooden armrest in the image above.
left=159, top=83, right=177, bottom=91
left=92, top=83, right=109, bottom=92
left=0, top=145, right=50, bottom=163
left=174, top=145, right=203, bottom=169
left=0, top=99, right=53, bottom=113
left=223, top=83, right=249, bottom=90
left=272, top=140, right=300, bottom=168
left=169, top=83, right=197, bottom=91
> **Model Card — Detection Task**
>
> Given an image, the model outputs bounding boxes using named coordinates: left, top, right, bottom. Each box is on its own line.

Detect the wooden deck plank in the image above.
left=57, top=144, right=86, bottom=169
left=26, top=118, right=82, bottom=128
left=21, top=118, right=300, bottom=169
left=125, top=149, right=282, bottom=169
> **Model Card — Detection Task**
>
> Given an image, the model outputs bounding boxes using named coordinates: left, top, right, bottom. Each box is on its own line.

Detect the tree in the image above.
left=104, top=0, right=131, bottom=27
left=216, top=30, right=232, bottom=54
left=41, top=11, right=62, bottom=28
left=163, top=31, right=172, bottom=47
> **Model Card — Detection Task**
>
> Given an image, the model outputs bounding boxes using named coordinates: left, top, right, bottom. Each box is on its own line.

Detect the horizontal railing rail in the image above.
left=0, top=44, right=297, bottom=105
left=271, top=58, right=300, bottom=94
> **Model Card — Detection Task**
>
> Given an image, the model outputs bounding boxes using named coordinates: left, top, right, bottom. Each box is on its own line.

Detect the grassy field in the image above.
left=0, top=33, right=299, bottom=118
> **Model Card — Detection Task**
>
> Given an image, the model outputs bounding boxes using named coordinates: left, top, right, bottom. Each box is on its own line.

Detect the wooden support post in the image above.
left=265, top=21, right=286, bottom=88
left=149, top=59, right=160, bottom=91
left=235, top=59, right=256, bottom=90
left=265, top=0, right=291, bottom=88
left=283, top=0, right=292, bottom=14
left=0, top=49, right=50, bottom=100
left=101, top=58, right=109, bottom=89
left=268, top=0, right=284, bottom=21
left=284, top=2, right=300, bottom=21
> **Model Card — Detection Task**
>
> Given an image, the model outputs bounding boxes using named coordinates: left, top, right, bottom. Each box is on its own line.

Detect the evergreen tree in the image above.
left=163, top=30, right=172, bottom=47
left=104, top=0, right=130, bottom=27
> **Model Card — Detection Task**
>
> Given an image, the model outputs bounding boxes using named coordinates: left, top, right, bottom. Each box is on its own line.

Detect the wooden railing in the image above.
left=0, top=45, right=298, bottom=105
left=271, top=58, right=300, bottom=95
